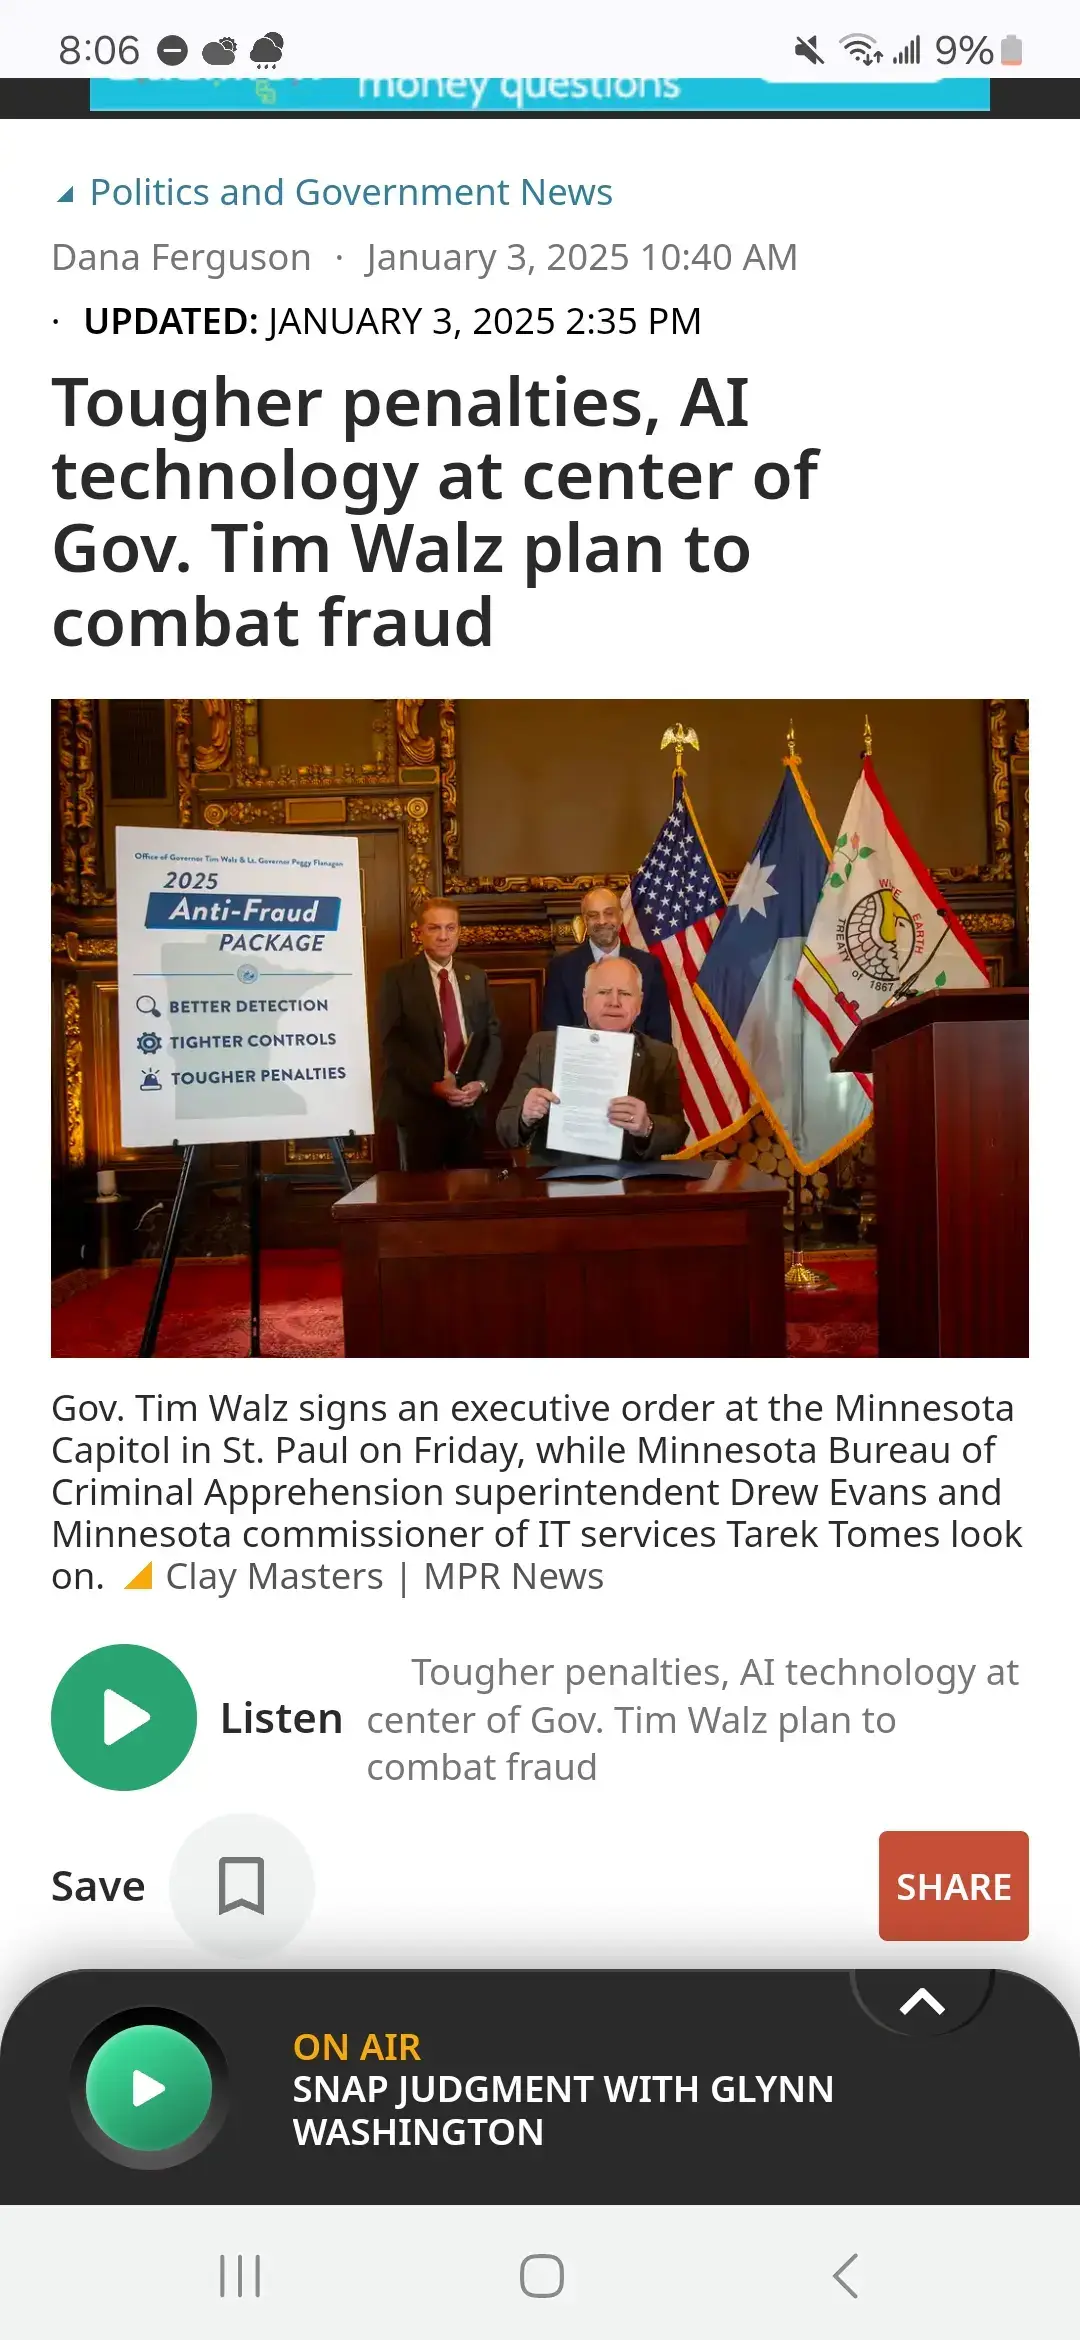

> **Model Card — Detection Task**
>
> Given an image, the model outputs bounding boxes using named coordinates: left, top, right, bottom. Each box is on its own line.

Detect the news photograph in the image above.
left=51, top=695, right=1029, bottom=1363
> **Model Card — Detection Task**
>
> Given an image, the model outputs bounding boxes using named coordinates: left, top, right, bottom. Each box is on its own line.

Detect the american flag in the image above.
left=621, top=779, right=753, bottom=1147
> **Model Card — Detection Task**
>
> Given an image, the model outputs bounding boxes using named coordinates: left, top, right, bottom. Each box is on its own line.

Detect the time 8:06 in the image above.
left=61, top=35, right=140, bottom=64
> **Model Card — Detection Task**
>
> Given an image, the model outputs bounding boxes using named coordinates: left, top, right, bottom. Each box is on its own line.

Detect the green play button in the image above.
left=51, top=1645, right=196, bottom=1789
left=84, top=2024, right=213, bottom=2153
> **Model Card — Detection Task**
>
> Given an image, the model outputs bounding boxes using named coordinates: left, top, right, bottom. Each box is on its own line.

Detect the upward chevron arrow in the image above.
left=899, top=1986, right=946, bottom=2016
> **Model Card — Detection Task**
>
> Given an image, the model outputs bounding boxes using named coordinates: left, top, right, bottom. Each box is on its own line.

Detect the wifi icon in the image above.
left=840, top=32, right=884, bottom=64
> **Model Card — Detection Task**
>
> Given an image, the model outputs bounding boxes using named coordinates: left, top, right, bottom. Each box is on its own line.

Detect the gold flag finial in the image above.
left=786, top=716, right=798, bottom=762
left=863, top=712, right=873, bottom=757
left=660, top=722, right=700, bottom=780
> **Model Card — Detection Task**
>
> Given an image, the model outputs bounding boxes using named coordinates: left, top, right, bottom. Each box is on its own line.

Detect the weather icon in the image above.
left=202, top=36, right=237, bottom=65
left=250, top=31, right=284, bottom=66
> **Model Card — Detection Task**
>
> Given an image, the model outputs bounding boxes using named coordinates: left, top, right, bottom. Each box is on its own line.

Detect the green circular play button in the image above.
left=51, top=1645, right=197, bottom=1789
left=84, top=2025, right=213, bottom=2153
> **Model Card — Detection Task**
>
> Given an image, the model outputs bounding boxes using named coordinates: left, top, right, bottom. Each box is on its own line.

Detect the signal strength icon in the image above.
left=893, top=35, right=921, bottom=62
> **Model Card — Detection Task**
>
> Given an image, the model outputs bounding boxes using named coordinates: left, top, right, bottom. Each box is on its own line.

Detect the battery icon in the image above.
left=1000, top=35, right=1023, bottom=64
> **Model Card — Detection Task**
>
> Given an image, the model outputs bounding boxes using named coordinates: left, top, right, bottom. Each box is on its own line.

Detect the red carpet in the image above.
left=53, top=1247, right=878, bottom=1358
left=785, top=1253, right=878, bottom=1357
left=51, top=1251, right=345, bottom=1359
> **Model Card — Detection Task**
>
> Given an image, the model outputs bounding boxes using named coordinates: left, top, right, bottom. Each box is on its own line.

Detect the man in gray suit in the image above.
left=377, top=898, right=502, bottom=1171
left=497, top=959, right=688, bottom=1166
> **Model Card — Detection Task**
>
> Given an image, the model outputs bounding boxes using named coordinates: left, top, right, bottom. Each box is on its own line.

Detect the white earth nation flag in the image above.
left=793, top=758, right=989, bottom=1085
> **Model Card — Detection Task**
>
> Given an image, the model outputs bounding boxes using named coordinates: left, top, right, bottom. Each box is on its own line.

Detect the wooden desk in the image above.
left=332, top=1162, right=786, bottom=1358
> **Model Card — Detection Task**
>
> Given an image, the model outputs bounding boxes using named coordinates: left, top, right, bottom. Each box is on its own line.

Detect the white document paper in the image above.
left=545, top=1026, right=635, bottom=1159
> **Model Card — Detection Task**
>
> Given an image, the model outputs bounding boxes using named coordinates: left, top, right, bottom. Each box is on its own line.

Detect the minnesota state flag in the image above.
left=694, top=758, right=872, bottom=1173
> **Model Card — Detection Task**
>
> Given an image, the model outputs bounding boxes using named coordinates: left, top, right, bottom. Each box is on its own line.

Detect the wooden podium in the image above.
left=332, top=1161, right=785, bottom=1359
left=832, top=988, right=1028, bottom=1357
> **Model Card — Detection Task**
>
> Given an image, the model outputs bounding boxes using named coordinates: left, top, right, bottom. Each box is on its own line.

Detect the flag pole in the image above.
left=661, top=720, right=699, bottom=787
left=785, top=1168, right=832, bottom=1291
left=783, top=715, right=832, bottom=1293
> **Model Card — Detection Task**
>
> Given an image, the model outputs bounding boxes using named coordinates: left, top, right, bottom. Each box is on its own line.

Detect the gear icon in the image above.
left=137, top=1030, right=163, bottom=1055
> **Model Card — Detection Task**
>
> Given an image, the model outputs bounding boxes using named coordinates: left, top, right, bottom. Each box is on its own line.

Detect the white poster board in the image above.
left=116, top=826, right=373, bottom=1149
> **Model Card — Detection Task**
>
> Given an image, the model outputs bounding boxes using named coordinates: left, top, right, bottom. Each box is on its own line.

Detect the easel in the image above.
left=139, top=1136, right=356, bottom=1359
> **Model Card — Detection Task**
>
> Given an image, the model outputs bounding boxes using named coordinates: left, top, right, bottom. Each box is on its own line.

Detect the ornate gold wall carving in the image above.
left=174, top=698, right=194, bottom=826
left=204, top=798, right=286, bottom=826
left=193, top=698, right=233, bottom=773
left=54, top=698, right=107, bottom=906
left=346, top=795, right=435, bottom=912
left=1012, top=721, right=1029, bottom=958
left=457, top=924, right=553, bottom=948
left=196, top=785, right=435, bottom=913
left=392, top=698, right=460, bottom=872
left=237, top=763, right=374, bottom=788
left=284, top=796, right=347, bottom=826
left=186, top=698, right=384, bottom=791
left=53, top=931, right=116, bottom=963
left=987, top=699, right=1014, bottom=883
left=396, top=699, right=437, bottom=765
left=286, top=1138, right=373, bottom=1169
left=165, top=713, right=439, bottom=957
left=935, top=700, right=1013, bottom=884
left=62, top=982, right=85, bottom=1168
left=438, top=701, right=459, bottom=874
left=75, top=704, right=104, bottom=902
left=55, top=702, right=80, bottom=902
left=449, top=870, right=624, bottom=895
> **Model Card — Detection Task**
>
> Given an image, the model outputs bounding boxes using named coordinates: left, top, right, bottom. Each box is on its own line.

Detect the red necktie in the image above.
left=438, top=966, right=466, bottom=1074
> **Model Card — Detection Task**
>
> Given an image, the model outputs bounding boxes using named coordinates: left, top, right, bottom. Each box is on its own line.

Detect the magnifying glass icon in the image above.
left=135, top=995, right=162, bottom=1018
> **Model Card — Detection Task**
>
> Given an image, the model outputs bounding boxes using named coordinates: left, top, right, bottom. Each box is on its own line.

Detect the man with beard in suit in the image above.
left=497, top=957, right=687, bottom=1166
left=540, top=884, right=672, bottom=1043
left=377, top=899, right=502, bottom=1170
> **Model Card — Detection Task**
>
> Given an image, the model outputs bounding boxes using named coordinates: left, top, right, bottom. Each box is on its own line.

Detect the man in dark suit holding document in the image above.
left=497, top=959, right=687, bottom=1166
